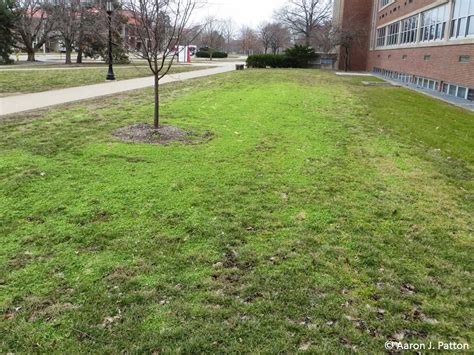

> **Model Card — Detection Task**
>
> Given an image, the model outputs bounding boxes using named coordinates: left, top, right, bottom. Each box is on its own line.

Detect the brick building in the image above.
left=333, top=0, right=474, bottom=101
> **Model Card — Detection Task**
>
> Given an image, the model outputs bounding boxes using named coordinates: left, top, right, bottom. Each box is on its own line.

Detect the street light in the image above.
left=106, top=0, right=115, bottom=80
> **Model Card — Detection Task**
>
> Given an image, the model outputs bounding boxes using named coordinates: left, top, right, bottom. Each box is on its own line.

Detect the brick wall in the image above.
left=336, top=0, right=373, bottom=71
left=334, top=0, right=474, bottom=91
left=368, top=44, right=474, bottom=87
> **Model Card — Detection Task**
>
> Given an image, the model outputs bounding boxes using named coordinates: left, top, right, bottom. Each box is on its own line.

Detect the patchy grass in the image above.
left=0, top=65, right=212, bottom=95
left=0, top=70, right=472, bottom=353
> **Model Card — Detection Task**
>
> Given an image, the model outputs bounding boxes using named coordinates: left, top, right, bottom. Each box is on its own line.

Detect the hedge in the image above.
left=247, top=45, right=318, bottom=69
left=196, top=51, right=228, bottom=59
left=246, top=54, right=289, bottom=68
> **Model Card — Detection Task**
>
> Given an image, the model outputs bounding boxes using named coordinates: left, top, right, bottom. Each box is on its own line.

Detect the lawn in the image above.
left=0, top=70, right=472, bottom=353
left=0, top=64, right=211, bottom=95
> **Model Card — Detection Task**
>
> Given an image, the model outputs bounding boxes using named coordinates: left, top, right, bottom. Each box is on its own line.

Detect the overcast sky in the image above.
left=195, top=0, right=289, bottom=28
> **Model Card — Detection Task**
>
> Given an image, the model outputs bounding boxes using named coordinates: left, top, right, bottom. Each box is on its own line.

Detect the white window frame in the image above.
left=420, top=4, right=449, bottom=42
left=450, top=0, right=474, bottom=38
left=387, top=22, right=400, bottom=45
left=400, top=15, right=419, bottom=44
left=443, top=82, right=470, bottom=100
left=380, top=0, right=395, bottom=11
left=377, top=27, right=387, bottom=47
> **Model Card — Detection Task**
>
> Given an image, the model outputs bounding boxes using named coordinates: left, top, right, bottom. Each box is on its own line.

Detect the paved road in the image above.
left=0, top=63, right=242, bottom=116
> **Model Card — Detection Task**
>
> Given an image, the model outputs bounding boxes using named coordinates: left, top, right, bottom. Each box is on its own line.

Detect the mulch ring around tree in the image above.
left=113, top=124, right=213, bottom=145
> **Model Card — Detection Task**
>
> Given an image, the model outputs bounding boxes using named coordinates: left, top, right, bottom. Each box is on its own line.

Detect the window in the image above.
left=451, top=0, right=474, bottom=38
left=449, top=85, right=457, bottom=96
left=468, top=89, right=474, bottom=101
left=457, top=86, right=468, bottom=98
left=377, top=27, right=387, bottom=47
left=424, top=55, right=431, bottom=61
left=420, top=4, right=449, bottom=41
left=443, top=82, right=470, bottom=99
left=387, top=22, right=400, bottom=45
left=459, top=55, right=470, bottom=63
left=401, top=15, right=418, bottom=44
left=380, top=0, right=392, bottom=8
left=414, top=76, right=439, bottom=92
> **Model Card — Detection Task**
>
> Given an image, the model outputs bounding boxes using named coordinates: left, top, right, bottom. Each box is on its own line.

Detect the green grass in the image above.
left=0, top=65, right=211, bottom=95
left=0, top=70, right=472, bottom=353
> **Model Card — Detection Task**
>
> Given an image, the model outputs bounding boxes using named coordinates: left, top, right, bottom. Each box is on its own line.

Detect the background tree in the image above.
left=268, top=23, right=291, bottom=54
left=200, top=16, right=225, bottom=60
left=277, top=0, right=332, bottom=46
left=311, top=20, right=333, bottom=53
left=124, top=0, right=199, bottom=129
left=258, top=22, right=273, bottom=54
left=221, top=17, right=235, bottom=54
left=0, top=0, right=17, bottom=64
left=79, top=9, right=130, bottom=64
left=13, top=0, right=55, bottom=61
left=51, top=0, right=83, bottom=64
left=239, top=26, right=259, bottom=56
left=75, top=0, right=101, bottom=64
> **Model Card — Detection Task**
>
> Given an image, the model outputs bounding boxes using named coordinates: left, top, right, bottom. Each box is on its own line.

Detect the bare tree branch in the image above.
left=124, top=0, right=201, bottom=128
left=276, top=0, right=332, bottom=46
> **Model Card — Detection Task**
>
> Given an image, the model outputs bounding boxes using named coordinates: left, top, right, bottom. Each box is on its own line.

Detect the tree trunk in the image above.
left=27, top=50, right=35, bottom=62
left=76, top=48, right=83, bottom=64
left=154, top=74, right=160, bottom=129
left=344, top=47, right=350, bottom=72
left=65, top=50, right=72, bottom=64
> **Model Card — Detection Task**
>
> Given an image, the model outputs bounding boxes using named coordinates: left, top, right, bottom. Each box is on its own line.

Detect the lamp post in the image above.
left=106, top=0, right=115, bottom=80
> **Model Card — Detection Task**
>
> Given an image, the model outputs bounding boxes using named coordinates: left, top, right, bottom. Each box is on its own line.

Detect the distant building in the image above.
left=333, top=0, right=474, bottom=101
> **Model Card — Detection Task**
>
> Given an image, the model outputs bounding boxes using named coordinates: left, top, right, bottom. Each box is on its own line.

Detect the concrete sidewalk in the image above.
left=0, top=64, right=238, bottom=116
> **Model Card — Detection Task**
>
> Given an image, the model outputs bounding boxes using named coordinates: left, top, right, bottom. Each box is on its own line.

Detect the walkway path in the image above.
left=0, top=62, right=214, bottom=72
left=0, top=63, right=240, bottom=116
left=0, top=65, right=151, bottom=71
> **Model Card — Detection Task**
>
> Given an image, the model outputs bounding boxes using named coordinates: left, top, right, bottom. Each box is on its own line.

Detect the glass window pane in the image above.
left=468, top=16, right=474, bottom=35
left=457, top=87, right=467, bottom=98
left=460, top=1, right=470, bottom=15
left=459, top=18, right=467, bottom=37
left=449, top=85, right=457, bottom=96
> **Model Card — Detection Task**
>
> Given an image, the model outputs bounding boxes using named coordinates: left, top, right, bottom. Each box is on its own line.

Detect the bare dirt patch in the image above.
left=113, top=124, right=212, bottom=145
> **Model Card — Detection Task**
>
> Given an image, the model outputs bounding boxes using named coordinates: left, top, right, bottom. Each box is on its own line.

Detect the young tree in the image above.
left=330, top=24, right=366, bottom=72
left=13, top=0, right=55, bottom=61
left=200, top=16, right=225, bottom=60
left=277, top=0, right=332, bottom=46
left=124, top=0, right=199, bottom=129
left=0, top=0, right=17, bottom=64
